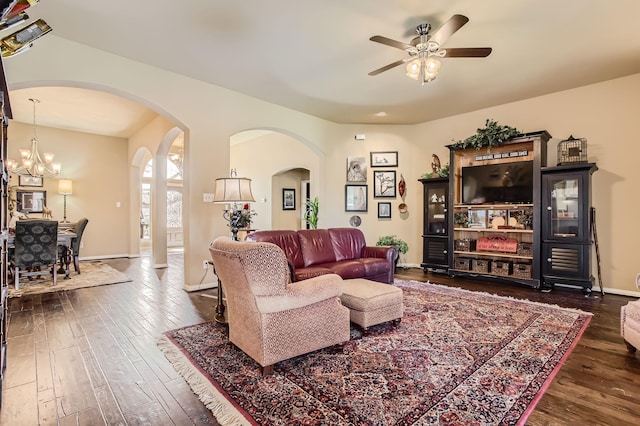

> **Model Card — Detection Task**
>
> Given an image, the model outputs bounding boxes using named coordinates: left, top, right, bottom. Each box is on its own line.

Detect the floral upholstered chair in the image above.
left=10, top=219, right=59, bottom=290
left=621, top=274, right=640, bottom=354
left=209, top=237, right=351, bottom=375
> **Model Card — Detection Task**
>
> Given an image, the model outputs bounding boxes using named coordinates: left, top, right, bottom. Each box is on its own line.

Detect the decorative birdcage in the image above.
left=557, top=135, right=588, bottom=165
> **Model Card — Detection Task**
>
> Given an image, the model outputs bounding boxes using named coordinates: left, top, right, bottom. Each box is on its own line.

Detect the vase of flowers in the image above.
left=228, top=203, right=257, bottom=240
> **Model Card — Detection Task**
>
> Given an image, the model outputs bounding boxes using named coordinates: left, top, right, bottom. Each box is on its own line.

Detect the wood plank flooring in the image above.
left=1, top=255, right=639, bottom=425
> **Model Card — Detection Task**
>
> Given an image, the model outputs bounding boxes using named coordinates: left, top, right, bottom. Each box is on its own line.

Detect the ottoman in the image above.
left=340, top=278, right=403, bottom=331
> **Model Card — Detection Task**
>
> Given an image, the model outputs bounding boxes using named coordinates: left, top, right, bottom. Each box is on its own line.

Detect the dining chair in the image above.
left=58, top=217, right=89, bottom=274
left=10, top=219, right=59, bottom=290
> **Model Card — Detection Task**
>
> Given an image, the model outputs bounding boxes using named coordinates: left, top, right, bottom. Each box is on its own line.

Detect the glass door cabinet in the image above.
left=419, top=177, right=449, bottom=272
left=541, top=163, right=598, bottom=294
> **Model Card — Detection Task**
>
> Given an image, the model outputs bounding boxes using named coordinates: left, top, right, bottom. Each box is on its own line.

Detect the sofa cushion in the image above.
left=318, top=260, right=366, bottom=280
left=298, top=229, right=336, bottom=267
left=357, top=257, right=391, bottom=276
left=246, top=230, right=305, bottom=268
left=294, top=266, right=334, bottom=282
left=328, top=228, right=366, bottom=261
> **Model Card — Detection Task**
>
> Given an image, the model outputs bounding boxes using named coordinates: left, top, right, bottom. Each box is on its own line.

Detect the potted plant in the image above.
left=454, top=212, right=470, bottom=228
left=303, top=196, right=319, bottom=229
left=376, top=235, right=408, bottom=269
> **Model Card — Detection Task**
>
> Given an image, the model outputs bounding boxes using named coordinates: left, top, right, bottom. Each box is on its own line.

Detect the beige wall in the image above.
left=230, top=131, right=319, bottom=231
left=8, top=122, right=130, bottom=258
left=5, top=34, right=640, bottom=295
left=271, top=169, right=309, bottom=231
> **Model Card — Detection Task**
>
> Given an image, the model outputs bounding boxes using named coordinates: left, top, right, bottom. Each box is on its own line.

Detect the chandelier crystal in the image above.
left=6, top=98, right=61, bottom=177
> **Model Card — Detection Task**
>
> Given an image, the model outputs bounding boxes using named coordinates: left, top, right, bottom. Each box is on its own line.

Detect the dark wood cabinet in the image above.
left=419, top=177, right=449, bottom=273
left=0, top=56, right=10, bottom=407
left=541, top=163, right=598, bottom=294
left=447, top=131, right=550, bottom=288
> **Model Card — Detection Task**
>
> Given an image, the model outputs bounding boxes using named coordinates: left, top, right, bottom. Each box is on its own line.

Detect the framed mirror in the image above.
left=16, top=190, right=47, bottom=213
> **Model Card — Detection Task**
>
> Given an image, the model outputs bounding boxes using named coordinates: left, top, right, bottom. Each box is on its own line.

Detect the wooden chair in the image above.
left=58, top=217, right=89, bottom=274
left=10, top=219, right=59, bottom=290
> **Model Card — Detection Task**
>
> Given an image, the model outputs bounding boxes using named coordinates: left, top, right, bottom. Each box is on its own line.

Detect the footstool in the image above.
left=340, top=278, right=403, bottom=331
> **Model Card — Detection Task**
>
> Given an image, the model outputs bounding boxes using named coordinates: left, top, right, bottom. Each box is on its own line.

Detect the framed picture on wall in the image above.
left=282, top=188, right=296, bottom=210
left=345, top=184, right=368, bottom=212
left=370, top=151, right=398, bottom=167
left=16, top=190, right=46, bottom=213
left=18, top=175, right=43, bottom=187
left=373, top=170, right=396, bottom=198
left=378, top=202, right=391, bottom=219
left=347, top=156, right=367, bottom=182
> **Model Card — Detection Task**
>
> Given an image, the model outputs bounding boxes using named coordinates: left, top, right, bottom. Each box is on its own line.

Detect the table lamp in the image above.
left=211, top=169, right=255, bottom=323
left=213, top=169, right=255, bottom=241
left=58, top=179, right=73, bottom=223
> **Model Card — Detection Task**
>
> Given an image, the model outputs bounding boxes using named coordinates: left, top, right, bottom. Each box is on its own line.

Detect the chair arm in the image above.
left=255, top=273, right=344, bottom=314
left=362, top=245, right=397, bottom=263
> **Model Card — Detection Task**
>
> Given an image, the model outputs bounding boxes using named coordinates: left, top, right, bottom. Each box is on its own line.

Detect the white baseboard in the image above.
left=184, top=281, right=218, bottom=292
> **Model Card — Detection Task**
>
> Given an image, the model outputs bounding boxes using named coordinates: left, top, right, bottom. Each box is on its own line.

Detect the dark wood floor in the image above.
left=1, top=255, right=639, bottom=425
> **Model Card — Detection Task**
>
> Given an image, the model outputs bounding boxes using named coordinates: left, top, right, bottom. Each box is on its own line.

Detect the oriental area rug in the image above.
left=158, top=280, right=592, bottom=425
left=8, top=260, right=132, bottom=297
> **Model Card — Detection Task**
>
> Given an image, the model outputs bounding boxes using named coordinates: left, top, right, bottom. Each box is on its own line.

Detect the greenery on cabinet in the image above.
left=513, top=210, right=533, bottom=229
left=303, top=196, right=319, bottom=229
left=376, top=235, right=408, bottom=254
left=454, top=212, right=470, bottom=228
left=420, top=163, right=449, bottom=179
left=452, top=119, right=521, bottom=150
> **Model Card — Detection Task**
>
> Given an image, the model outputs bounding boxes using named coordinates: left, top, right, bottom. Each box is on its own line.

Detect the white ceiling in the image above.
left=6, top=0, right=640, bottom=136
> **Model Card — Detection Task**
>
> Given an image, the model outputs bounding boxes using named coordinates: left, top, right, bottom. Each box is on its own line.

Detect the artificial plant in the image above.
left=452, top=119, right=521, bottom=150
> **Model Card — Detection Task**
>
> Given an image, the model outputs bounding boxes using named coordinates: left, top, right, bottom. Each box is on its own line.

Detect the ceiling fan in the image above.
left=369, top=14, right=492, bottom=85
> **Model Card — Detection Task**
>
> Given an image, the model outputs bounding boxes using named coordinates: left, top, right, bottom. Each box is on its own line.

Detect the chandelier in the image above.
left=6, top=98, right=61, bottom=177
left=405, top=24, right=443, bottom=85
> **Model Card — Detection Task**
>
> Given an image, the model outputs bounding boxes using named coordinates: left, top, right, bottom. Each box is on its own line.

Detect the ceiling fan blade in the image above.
left=441, top=47, right=492, bottom=58
left=369, top=35, right=413, bottom=51
left=368, top=59, right=406, bottom=76
left=429, top=14, right=469, bottom=46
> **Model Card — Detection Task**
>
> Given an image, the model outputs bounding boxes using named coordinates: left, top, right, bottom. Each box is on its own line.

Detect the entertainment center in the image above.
left=420, top=130, right=598, bottom=294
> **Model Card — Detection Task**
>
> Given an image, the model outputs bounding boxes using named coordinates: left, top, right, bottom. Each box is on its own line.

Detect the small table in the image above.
left=8, top=230, right=77, bottom=279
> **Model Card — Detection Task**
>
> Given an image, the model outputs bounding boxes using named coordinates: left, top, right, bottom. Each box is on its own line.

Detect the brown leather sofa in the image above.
left=246, top=228, right=396, bottom=284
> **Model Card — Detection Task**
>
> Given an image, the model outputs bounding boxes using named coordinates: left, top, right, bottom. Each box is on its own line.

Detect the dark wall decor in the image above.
left=373, top=170, right=396, bottom=197
left=282, top=188, right=296, bottom=210
left=370, top=151, right=398, bottom=167
left=345, top=184, right=368, bottom=212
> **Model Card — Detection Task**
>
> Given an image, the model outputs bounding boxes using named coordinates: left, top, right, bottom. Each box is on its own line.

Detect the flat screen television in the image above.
left=462, top=161, right=533, bottom=204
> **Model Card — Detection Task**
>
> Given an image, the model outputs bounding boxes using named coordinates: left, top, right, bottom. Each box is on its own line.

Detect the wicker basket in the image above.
left=517, top=242, right=533, bottom=257
left=471, top=259, right=491, bottom=273
left=492, top=261, right=512, bottom=276
left=455, top=238, right=476, bottom=252
left=513, top=263, right=532, bottom=279
left=454, top=257, right=472, bottom=271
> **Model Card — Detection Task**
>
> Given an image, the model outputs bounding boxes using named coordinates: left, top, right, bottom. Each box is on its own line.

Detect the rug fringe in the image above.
left=396, top=279, right=594, bottom=316
left=157, top=335, right=252, bottom=426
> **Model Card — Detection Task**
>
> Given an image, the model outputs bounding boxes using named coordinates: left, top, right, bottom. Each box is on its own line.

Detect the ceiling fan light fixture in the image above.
left=425, top=57, right=441, bottom=74
left=405, top=59, right=421, bottom=80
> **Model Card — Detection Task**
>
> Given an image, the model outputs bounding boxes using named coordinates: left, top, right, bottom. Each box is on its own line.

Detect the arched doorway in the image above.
left=229, top=129, right=322, bottom=231
left=139, top=133, right=184, bottom=252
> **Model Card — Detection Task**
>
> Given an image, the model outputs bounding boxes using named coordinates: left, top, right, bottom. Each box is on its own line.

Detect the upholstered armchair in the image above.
left=209, top=237, right=351, bottom=375
left=621, top=274, right=640, bottom=353
left=10, top=219, right=59, bottom=290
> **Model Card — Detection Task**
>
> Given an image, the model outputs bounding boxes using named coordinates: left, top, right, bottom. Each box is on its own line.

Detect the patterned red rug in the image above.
left=158, top=280, right=591, bottom=425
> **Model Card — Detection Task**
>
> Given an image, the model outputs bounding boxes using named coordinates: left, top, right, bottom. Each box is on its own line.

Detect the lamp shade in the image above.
left=213, top=177, right=255, bottom=203
left=58, top=179, right=73, bottom=195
